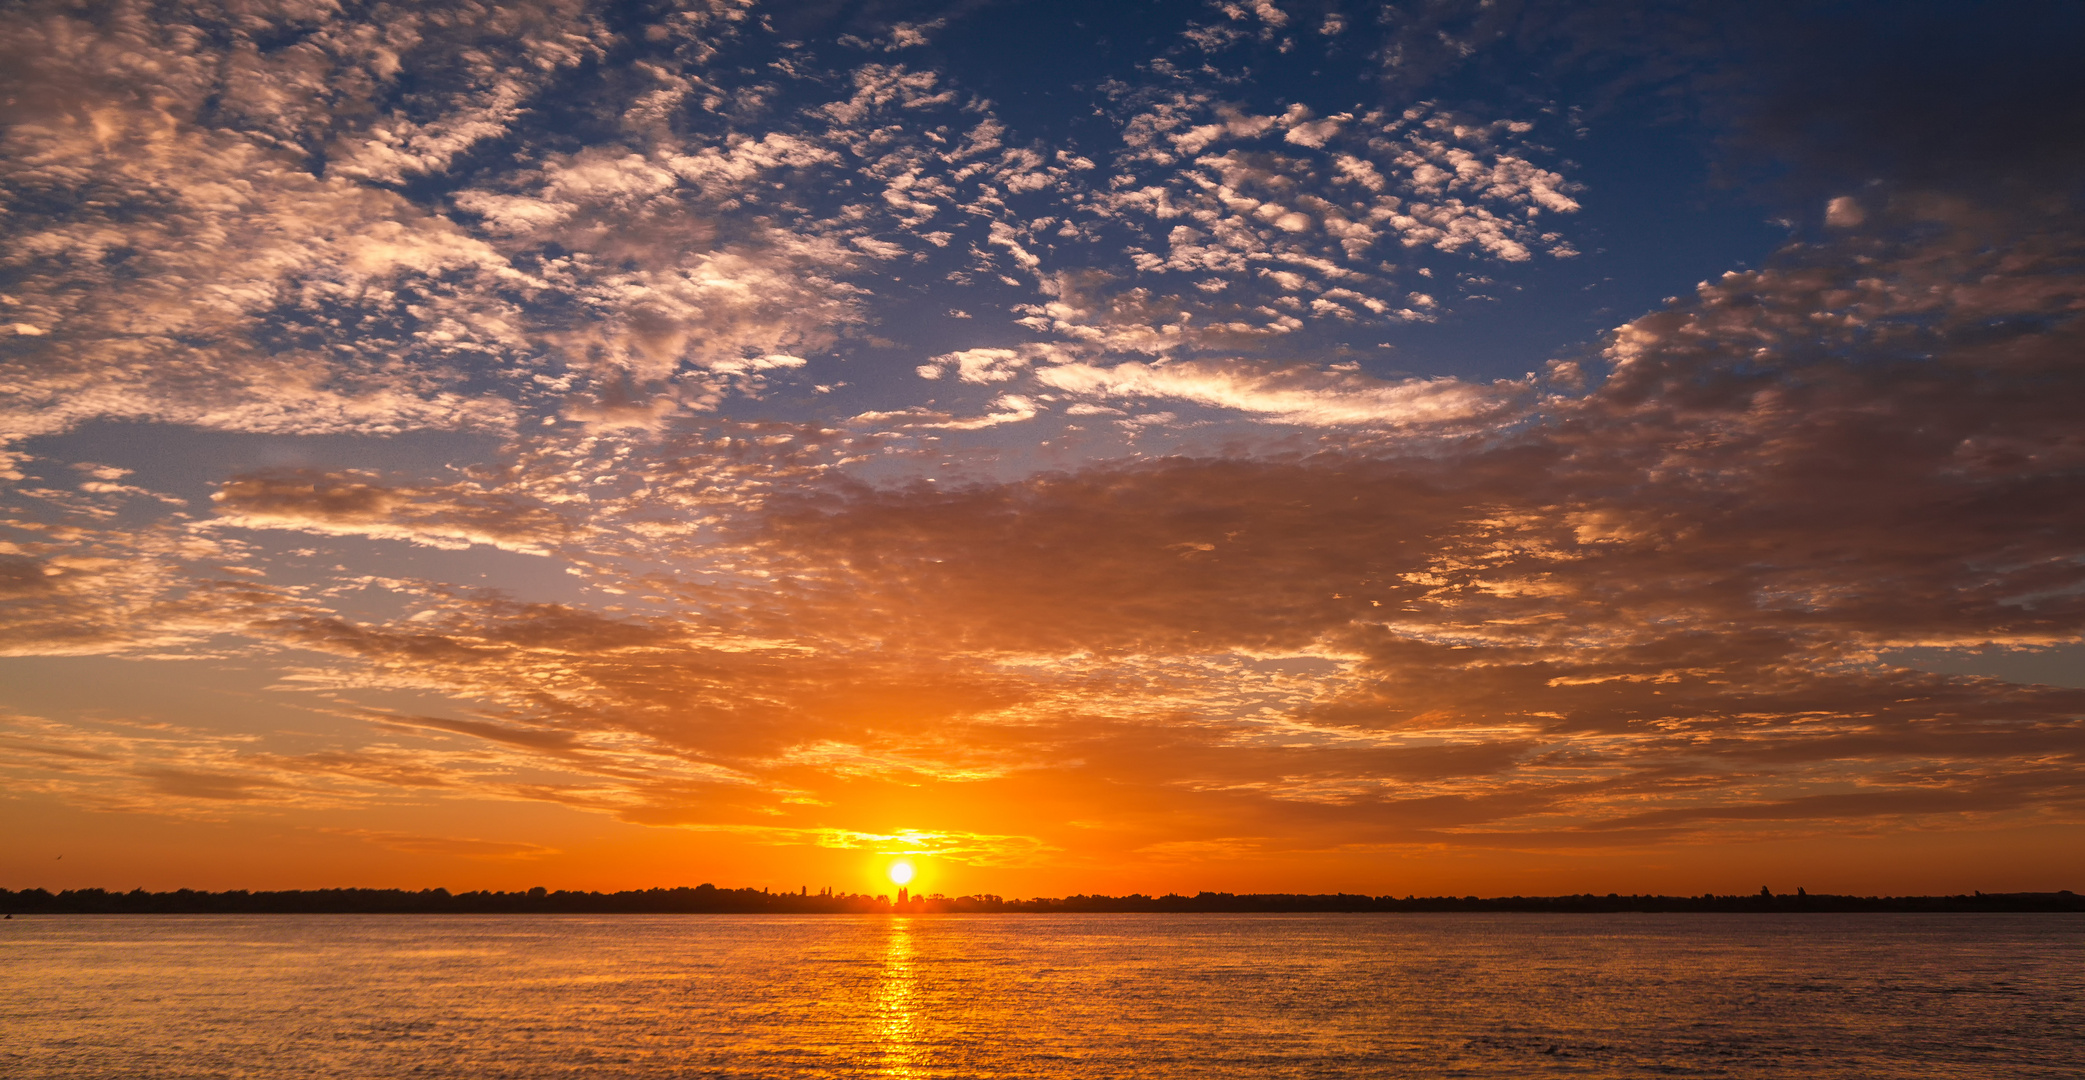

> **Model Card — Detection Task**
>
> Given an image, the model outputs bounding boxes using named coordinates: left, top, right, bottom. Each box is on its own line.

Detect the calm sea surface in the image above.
left=3, top=913, right=2080, bottom=1078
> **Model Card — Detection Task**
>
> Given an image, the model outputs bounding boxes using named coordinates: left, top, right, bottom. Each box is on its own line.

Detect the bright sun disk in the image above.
left=888, top=861, right=915, bottom=886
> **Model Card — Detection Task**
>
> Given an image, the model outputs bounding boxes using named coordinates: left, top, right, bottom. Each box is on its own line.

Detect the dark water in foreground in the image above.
left=3, top=914, right=2080, bottom=1078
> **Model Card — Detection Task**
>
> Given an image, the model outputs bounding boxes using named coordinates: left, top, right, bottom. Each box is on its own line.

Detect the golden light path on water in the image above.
left=878, top=918, right=920, bottom=1078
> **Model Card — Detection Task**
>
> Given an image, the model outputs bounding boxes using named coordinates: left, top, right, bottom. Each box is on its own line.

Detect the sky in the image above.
left=3, top=0, right=2082, bottom=899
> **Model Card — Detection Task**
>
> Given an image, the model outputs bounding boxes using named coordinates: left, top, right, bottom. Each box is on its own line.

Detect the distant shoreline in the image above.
left=5, top=886, right=2081, bottom=915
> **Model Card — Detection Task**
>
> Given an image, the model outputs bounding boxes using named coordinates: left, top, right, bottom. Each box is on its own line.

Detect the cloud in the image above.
left=851, top=395, right=1041, bottom=431
left=136, top=766, right=297, bottom=802
left=326, top=829, right=561, bottom=859
left=0, top=1, right=1061, bottom=463
left=12, top=189, right=2081, bottom=857
left=918, top=347, right=1032, bottom=384
left=0, top=511, right=269, bottom=658
left=212, top=470, right=573, bottom=555
left=0, top=0, right=611, bottom=447
left=1034, top=360, right=1522, bottom=427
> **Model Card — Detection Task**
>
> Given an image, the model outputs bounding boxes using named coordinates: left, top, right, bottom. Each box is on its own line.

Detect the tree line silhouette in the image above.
left=3, top=885, right=2079, bottom=915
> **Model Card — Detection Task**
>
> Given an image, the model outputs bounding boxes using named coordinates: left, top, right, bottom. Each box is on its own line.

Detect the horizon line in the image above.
left=8, top=884, right=2081, bottom=917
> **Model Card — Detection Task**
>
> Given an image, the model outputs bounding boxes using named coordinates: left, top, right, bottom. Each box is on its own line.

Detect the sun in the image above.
left=888, top=861, right=915, bottom=887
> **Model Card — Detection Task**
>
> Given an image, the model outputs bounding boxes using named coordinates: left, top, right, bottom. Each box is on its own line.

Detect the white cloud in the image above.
left=1033, top=360, right=1521, bottom=427
left=921, top=348, right=1029, bottom=384
left=1826, top=196, right=1867, bottom=228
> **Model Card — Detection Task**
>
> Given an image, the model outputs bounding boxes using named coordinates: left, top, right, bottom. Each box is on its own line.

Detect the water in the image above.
left=3, top=913, right=2080, bottom=1078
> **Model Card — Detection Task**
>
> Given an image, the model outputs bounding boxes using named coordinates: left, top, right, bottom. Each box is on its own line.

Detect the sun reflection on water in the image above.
left=877, top=917, right=922, bottom=1077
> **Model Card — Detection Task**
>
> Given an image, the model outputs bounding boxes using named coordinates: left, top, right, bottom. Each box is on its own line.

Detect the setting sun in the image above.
left=888, top=862, right=916, bottom=887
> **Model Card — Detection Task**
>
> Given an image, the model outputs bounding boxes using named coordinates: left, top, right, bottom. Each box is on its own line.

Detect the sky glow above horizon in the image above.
left=3, top=0, right=2082, bottom=897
